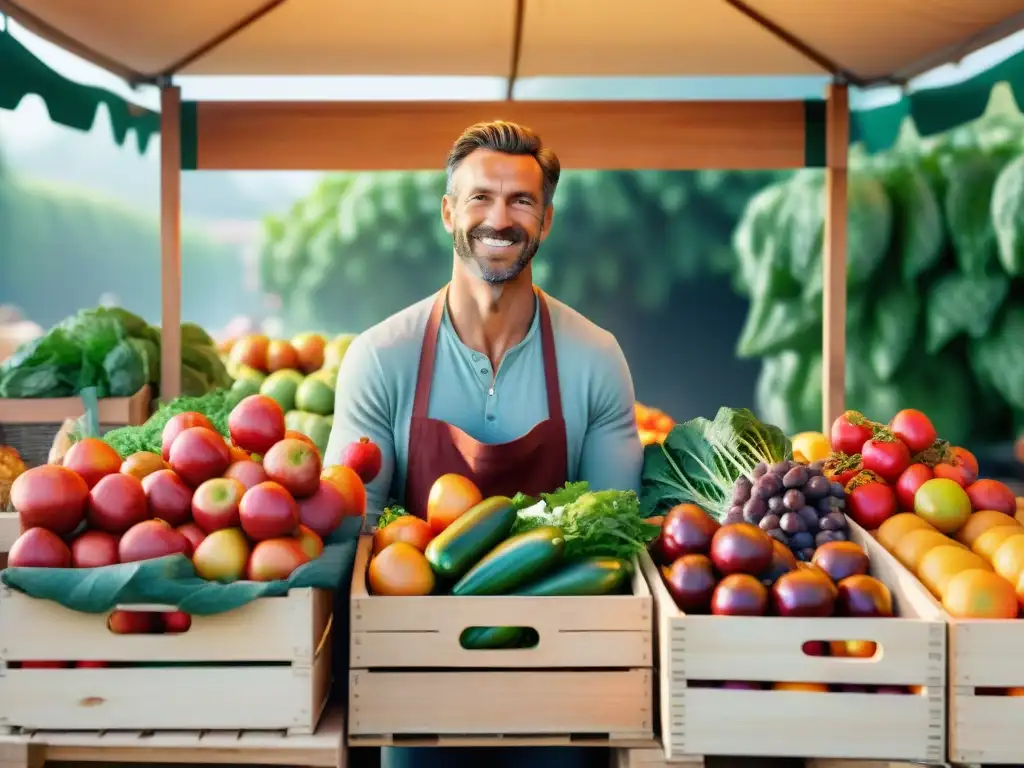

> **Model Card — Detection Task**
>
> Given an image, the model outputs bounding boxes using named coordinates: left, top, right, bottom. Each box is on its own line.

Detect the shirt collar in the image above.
left=440, top=292, right=541, bottom=359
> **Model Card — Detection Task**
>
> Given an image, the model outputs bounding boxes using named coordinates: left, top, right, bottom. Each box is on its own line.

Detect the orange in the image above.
left=877, top=513, right=935, bottom=553
left=373, top=515, right=434, bottom=555
left=367, top=542, right=435, bottom=596
left=918, top=545, right=992, bottom=598
left=991, top=534, right=1024, bottom=586
left=426, top=474, right=483, bottom=535
left=942, top=569, right=1018, bottom=619
left=893, top=529, right=964, bottom=572
left=971, top=525, right=1024, bottom=563
left=955, top=510, right=1021, bottom=548
left=830, top=640, right=877, bottom=658
left=773, top=682, right=828, bottom=692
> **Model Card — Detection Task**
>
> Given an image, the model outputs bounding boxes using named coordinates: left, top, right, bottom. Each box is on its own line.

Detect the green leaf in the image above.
left=924, top=272, right=1010, bottom=354
left=970, top=306, right=1024, bottom=412
left=754, top=351, right=808, bottom=435
left=867, top=280, right=920, bottom=381
left=736, top=289, right=819, bottom=358
left=991, top=154, right=1024, bottom=276
left=879, top=162, right=945, bottom=282
left=943, top=153, right=1005, bottom=276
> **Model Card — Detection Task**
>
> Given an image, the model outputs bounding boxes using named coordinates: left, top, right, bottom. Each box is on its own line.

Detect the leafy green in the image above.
left=924, top=272, right=1011, bottom=354
left=512, top=482, right=658, bottom=560
left=992, top=154, right=1024, bottom=276
left=640, top=407, right=790, bottom=520
left=942, top=152, right=1006, bottom=276
left=378, top=505, right=410, bottom=528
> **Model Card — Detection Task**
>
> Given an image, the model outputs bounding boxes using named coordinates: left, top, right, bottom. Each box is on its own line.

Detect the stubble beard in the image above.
left=454, top=226, right=541, bottom=286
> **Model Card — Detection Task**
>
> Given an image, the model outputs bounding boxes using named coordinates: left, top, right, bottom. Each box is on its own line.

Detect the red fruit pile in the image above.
left=823, top=408, right=1015, bottom=532
left=7, top=393, right=374, bottom=634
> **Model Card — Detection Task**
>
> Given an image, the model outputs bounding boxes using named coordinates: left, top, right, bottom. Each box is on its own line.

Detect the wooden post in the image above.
left=159, top=86, right=182, bottom=401
left=822, top=83, right=849, bottom=433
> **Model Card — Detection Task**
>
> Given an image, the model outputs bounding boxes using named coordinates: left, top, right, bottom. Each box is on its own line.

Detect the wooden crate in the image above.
left=0, top=585, right=333, bottom=734
left=867, top=527, right=1024, bottom=765
left=0, top=512, right=16, bottom=569
left=642, top=521, right=946, bottom=763
left=0, top=703, right=347, bottom=768
left=0, top=386, right=151, bottom=468
left=348, top=535, right=654, bottom=746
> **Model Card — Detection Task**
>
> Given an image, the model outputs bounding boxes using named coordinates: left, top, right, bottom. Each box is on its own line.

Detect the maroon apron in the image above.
left=404, top=285, right=568, bottom=517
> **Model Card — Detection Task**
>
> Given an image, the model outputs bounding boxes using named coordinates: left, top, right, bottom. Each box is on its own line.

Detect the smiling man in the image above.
left=326, top=120, right=643, bottom=767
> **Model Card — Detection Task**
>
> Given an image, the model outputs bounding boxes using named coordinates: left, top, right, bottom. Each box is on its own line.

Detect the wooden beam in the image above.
left=822, top=83, right=849, bottom=433
left=160, top=86, right=183, bottom=402
left=186, top=100, right=816, bottom=171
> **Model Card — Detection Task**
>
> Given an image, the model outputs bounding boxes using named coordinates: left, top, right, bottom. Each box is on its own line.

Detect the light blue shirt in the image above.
left=325, top=291, right=642, bottom=526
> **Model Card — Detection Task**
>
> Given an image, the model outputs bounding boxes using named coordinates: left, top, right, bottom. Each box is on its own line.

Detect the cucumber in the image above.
left=460, top=625, right=525, bottom=649
left=452, top=526, right=565, bottom=596
left=425, top=496, right=517, bottom=578
left=513, top=557, right=632, bottom=596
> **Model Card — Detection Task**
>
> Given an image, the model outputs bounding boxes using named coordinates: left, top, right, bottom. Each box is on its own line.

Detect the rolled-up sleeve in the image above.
left=577, top=338, right=643, bottom=493
left=325, top=336, right=394, bottom=528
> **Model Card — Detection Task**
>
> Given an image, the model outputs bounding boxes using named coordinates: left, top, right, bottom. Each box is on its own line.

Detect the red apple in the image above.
left=161, top=412, right=216, bottom=461
left=141, top=469, right=194, bottom=527
left=246, top=538, right=311, bottom=582
left=71, top=530, right=120, bottom=568
left=118, top=519, right=190, bottom=563
left=191, top=477, right=246, bottom=534
left=168, top=427, right=231, bottom=487
left=297, top=478, right=347, bottom=537
left=836, top=574, right=893, bottom=617
left=771, top=569, right=837, bottom=617
left=228, top=395, right=286, bottom=455
left=223, top=460, right=268, bottom=490
left=295, top=524, right=324, bottom=559
left=662, top=554, right=717, bottom=613
left=162, top=611, right=192, bottom=633
left=176, top=522, right=206, bottom=556
left=87, top=473, right=149, bottom=534
left=711, top=573, right=768, bottom=616
left=660, top=503, right=720, bottom=561
left=709, top=523, right=773, bottom=576
left=240, top=481, right=300, bottom=541
left=8, top=528, right=72, bottom=568
left=262, top=438, right=321, bottom=499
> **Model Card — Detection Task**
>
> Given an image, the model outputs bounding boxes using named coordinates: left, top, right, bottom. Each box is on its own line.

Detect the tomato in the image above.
left=861, top=439, right=911, bottom=484
left=830, top=411, right=874, bottom=456
left=426, top=474, right=483, bottom=534
left=895, top=464, right=934, bottom=511
left=228, top=395, right=286, bottom=455
left=889, top=409, right=937, bottom=454
left=847, top=479, right=897, bottom=530
left=368, top=542, right=435, bottom=596
left=966, top=479, right=1016, bottom=515
left=373, top=515, right=434, bottom=555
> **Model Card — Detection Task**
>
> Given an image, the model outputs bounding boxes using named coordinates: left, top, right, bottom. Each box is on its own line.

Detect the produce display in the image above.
left=814, top=407, right=1024, bottom=620
left=650, top=498, right=910, bottom=693
left=5, top=393, right=374, bottom=638
left=223, top=332, right=357, bottom=456
left=367, top=478, right=658, bottom=649
left=0, top=306, right=230, bottom=399
left=635, top=402, right=675, bottom=446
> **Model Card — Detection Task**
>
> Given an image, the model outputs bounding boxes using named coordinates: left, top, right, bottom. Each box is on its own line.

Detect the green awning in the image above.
left=0, top=28, right=158, bottom=153
left=851, top=45, right=1024, bottom=152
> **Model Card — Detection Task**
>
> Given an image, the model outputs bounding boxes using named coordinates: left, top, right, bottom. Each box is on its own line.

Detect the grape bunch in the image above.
left=727, top=460, right=849, bottom=561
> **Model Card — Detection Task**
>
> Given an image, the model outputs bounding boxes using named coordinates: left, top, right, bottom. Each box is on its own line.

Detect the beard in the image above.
left=453, top=224, right=541, bottom=285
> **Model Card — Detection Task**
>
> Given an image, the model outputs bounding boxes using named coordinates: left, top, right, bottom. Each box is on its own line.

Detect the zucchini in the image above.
left=425, top=496, right=517, bottom=578
left=452, top=526, right=565, bottom=596
left=460, top=625, right=525, bottom=649
left=513, top=557, right=632, bottom=596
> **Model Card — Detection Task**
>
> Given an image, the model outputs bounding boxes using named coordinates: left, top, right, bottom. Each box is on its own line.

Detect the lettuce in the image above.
left=640, top=407, right=790, bottom=521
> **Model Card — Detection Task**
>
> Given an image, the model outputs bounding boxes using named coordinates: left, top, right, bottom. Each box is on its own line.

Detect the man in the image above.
left=326, top=120, right=642, bottom=768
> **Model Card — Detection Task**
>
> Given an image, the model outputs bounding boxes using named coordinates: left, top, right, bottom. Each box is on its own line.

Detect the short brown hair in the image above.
left=445, top=121, right=561, bottom=206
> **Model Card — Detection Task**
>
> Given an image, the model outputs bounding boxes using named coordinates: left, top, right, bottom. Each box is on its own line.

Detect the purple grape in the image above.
left=780, top=512, right=806, bottom=535
left=743, top=497, right=767, bottom=524
left=759, top=513, right=780, bottom=531
left=820, top=512, right=847, bottom=531
left=830, top=481, right=846, bottom=498
left=752, top=462, right=768, bottom=478
left=804, top=475, right=831, bottom=501
left=783, top=489, right=805, bottom=511
left=771, top=461, right=791, bottom=476
left=797, top=506, right=819, bottom=530
left=815, top=496, right=833, bottom=514
left=790, top=531, right=814, bottom=550
left=767, top=528, right=789, bottom=545
left=756, top=473, right=783, bottom=499
left=768, top=495, right=785, bottom=513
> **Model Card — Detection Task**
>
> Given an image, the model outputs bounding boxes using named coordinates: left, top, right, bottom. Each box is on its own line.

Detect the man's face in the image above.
left=442, top=149, right=553, bottom=285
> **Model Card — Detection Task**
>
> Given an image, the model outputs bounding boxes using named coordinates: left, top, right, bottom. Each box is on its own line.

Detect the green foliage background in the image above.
left=734, top=110, right=1024, bottom=446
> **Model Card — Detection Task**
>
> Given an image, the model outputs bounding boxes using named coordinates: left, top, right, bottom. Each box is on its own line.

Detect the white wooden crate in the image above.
left=642, top=521, right=946, bottom=762
left=0, top=585, right=333, bottom=734
left=348, top=535, right=654, bottom=746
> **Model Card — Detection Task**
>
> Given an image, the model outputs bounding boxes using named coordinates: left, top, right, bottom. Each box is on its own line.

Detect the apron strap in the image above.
left=411, top=287, right=447, bottom=420
left=535, top=287, right=564, bottom=423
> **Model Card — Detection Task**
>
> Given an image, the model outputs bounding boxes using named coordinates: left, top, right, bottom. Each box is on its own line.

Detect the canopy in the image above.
left=1, top=0, right=1022, bottom=88
left=0, top=26, right=158, bottom=152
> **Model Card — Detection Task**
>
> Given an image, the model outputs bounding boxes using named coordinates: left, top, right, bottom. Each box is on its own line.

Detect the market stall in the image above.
left=2, top=1, right=1024, bottom=767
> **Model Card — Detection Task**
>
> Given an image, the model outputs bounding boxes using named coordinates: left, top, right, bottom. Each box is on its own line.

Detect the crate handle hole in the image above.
left=107, top=609, right=191, bottom=635
left=459, top=626, right=539, bottom=650
left=802, top=639, right=881, bottom=660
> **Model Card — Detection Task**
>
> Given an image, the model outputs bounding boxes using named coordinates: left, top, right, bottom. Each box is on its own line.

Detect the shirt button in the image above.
left=488, top=387, right=494, bottom=396
left=487, top=414, right=496, bottom=421
left=479, top=368, right=487, bottom=375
